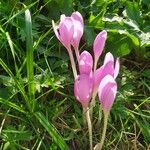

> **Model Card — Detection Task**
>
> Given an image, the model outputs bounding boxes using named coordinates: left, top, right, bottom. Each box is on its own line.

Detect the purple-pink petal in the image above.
left=93, top=66, right=103, bottom=90
left=93, top=30, right=107, bottom=59
left=71, top=19, right=83, bottom=49
left=71, top=11, right=84, bottom=26
left=79, top=51, right=93, bottom=75
left=74, top=74, right=94, bottom=108
left=59, top=17, right=74, bottom=49
left=103, top=52, right=114, bottom=65
left=71, top=12, right=84, bottom=50
left=94, top=61, right=114, bottom=91
left=98, top=75, right=117, bottom=112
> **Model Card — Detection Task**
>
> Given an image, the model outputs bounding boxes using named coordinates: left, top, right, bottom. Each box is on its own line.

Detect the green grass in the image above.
left=0, top=0, right=150, bottom=149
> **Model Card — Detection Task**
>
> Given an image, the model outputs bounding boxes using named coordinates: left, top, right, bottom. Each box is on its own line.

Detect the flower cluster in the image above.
left=52, top=11, right=120, bottom=150
left=52, top=11, right=120, bottom=113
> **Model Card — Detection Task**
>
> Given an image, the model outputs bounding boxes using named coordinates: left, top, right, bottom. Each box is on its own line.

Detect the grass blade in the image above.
left=35, top=112, right=69, bottom=150
left=0, top=58, right=30, bottom=111
left=25, top=7, right=35, bottom=112
left=5, top=32, right=18, bottom=72
left=0, top=98, right=26, bottom=114
left=3, top=1, right=38, bottom=25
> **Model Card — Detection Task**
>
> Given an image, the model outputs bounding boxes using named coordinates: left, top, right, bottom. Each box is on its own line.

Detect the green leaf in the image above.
left=0, top=58, right=30, bottom=111
left=125, top=2, right=142, bottom=26
left=125, top=32, right=140, bottom=47
left=142, top=69, right=150, bottom=79
left=89, top=11, right=105, bottom=27
left=117, top=43, right=130, bottom=56
left=0, top=98, right=26, bottom=114
left=58, top=0, right=73, bottom=15
left=94, top=0, right=106, bottom=6
left=142, top=0, right=150, bottom=6
left=3, top=142, right=11, bottom=150
left=84, top=26, right=96, bottom=47
left=3, top=1, right=38, bottom=25
left=2, top=129, right=32, bottom=142
left=35, top=112, right=69, bottom=150
left=135, top=116, right=150, bottom=143
left=25, top=6, right=35, bottom=112
left=138, top=32, right=150, bottom=47
left=106, top=31, right=132, bottom=57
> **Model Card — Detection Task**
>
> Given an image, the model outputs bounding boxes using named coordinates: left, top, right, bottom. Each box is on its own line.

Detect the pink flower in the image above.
left=103, top=52, right=120, bottom=79
left=93, top=30, right=107, bottom=58
left=52, top=12, right=83, bottom=51
left=94, top=52, right=120, bottom=92
left=52, top=16, right=74, bottom=50
left=71, top=12, right=84, bottom=50
left=79, top=51, right=93, bottom=75
left=74, top=74, right=94, bottom=108
left=93, top=30, right=107, bottom=70
left=98, top=75, right=117, bottom=113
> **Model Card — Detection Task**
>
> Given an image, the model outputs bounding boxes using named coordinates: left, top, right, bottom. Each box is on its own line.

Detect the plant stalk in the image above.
left=85, top=107, right=93, bottom=150
left=90, top=90, right=97, bottom=120
left=68, top=49, right=77, bottom=79
left=75, top=47, right=80, bottom=63
left=94, top=57, right=98, bottom=72
left=98, top=111, right=109, bottom=150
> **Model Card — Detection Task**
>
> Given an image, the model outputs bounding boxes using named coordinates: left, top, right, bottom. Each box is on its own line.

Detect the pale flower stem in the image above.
left=99, top=111, right=109, bottom=150
left=94, top=57, right=98, bottom=72
left=75, top=47, right=80, bottom=63
left=85, top=107, right=93, bottom=150
left=90, top=90, right=97, bottom=120
left=68, top=50, right=77, bottom=79
left=91, top=56, right=98, bottom=118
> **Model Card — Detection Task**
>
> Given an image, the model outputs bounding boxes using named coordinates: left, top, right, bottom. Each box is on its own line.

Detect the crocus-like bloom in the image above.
left=103, top=52, right=120, bottom=79
left=93, top=30, right=107, bottom=58
left=98, top=75, right=117, bottom=113
left=93, top=30, right=107, bottom=69
left=52, top=12, right=83, bottom=51
left=94, top=52, right=120, bottom=92
left=52, top=16, right=74, bottom=50
left=71, top=12, right=84, bottom=50
left=79, top=51, right=93, bottom=75
left=74, top=74, right=94, bottom=108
